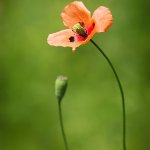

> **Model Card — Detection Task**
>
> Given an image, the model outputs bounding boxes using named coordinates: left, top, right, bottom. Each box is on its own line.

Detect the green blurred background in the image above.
left=0, top=0, right=150, bottom=150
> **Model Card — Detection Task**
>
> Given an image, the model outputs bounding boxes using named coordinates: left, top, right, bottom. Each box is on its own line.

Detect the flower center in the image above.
left=72, top=22, right=87, bottom=37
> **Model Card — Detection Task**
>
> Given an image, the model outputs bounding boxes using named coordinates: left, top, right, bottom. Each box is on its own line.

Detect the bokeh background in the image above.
left=0, top=0, right=150, bottom=150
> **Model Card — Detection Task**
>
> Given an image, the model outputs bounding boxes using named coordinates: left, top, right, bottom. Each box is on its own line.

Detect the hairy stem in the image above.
left=90, top=39, right=126, bottom=150
left=58, top=101, right=69, bottom=150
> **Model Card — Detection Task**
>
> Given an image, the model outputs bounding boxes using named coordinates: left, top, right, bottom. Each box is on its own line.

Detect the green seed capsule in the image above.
left=72, top=23, right=87, bottom=37
left=55, top=75, right=68, bottom=102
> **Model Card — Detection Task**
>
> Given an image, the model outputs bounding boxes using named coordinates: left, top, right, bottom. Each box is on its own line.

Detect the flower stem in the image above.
left=58, top=101, right=69, bottom=150
left=90, top=39, right=126, bottom=150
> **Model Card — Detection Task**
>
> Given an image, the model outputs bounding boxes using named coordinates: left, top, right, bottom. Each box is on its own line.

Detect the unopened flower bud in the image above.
left=55, top=75, right=68, bottom=102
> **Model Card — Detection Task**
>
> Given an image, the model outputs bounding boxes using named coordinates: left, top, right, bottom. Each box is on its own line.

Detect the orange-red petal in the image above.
left=61, top=1, right=91, bottom=29
left=80, top=20, right=97, bottom=44
left=47, top=29, right=82, bottom=51
left=92, top=6, right=112, bottom=32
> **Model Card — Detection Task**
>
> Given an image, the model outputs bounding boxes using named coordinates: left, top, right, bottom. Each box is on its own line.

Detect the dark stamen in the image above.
left=79, top=22, right=88, bottom=38
left=93, top=22, right=95, bottom=27
left=79, top=22, right=85, bottom=27
left=69, top=36, right=75, bottom=42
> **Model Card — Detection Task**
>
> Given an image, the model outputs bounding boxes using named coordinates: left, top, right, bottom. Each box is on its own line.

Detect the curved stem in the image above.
left=90, top=39, right=126, bottom=150
left=58, top=101, right=69, bottom=150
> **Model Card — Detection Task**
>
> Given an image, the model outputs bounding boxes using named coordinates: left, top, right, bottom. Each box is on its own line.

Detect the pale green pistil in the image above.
left=72, top=23, right=87, bottom=37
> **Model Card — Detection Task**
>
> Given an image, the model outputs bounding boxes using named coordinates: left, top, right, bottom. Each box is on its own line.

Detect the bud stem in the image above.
left=58, top=101, right=69, bottom=150
left=90, top=39, right=126, bottom=150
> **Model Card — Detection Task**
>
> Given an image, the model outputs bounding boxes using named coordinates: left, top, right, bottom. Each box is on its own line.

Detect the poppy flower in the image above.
left=47, top=1, right=112, bottom=51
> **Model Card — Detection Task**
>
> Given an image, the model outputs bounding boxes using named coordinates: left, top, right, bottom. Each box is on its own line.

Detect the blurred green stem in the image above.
left=90, top=39, right=126, bottom=150
left=58, top=101, right=69, bottom=150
